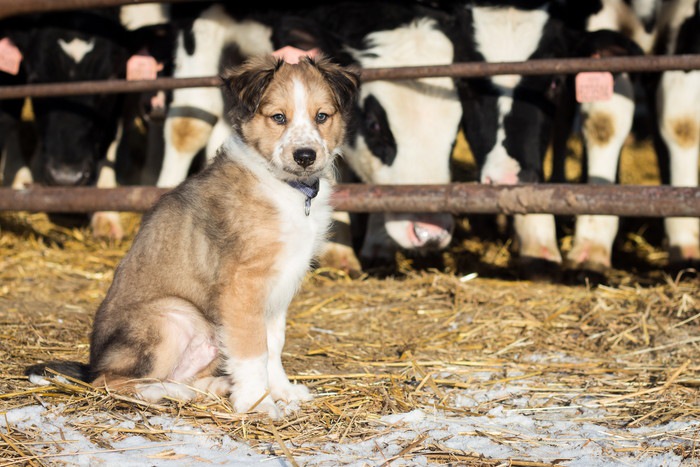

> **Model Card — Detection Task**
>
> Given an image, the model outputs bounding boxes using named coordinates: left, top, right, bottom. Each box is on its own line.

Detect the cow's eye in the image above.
left=316, top=112, right=328, bottom=124
left=272, top=113, right=286, bottom=124
left=366, top=114, right=381, bottom=133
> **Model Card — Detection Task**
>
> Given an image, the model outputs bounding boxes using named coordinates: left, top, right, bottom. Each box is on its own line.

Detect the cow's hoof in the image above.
left=666, top=246, right=699, bottom=281
left=666, top=263, right=699, bottom=282
left=515, top=256, right=562, bottom=282
left=562, top=242, right=613, bottom=285
left=91, top=211, right=124, bottom=241
left=668, top=244, right=700, bottom=264
left=561, top=267, right=608, bottom=286
left=317, top=242, right=362, bottom=278
left=564, top=242, right=611, bottom=274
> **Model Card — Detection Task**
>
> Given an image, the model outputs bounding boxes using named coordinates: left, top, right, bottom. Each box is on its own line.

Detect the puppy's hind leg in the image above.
left=92, top=298, right=221, bottom=403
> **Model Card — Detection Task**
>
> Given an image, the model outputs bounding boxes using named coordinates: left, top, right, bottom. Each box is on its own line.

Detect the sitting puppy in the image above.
left=26, top=55, right=359, bottom=419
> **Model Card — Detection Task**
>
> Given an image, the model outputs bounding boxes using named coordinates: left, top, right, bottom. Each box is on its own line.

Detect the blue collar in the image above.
left=287, top=178, right=320, bottom=216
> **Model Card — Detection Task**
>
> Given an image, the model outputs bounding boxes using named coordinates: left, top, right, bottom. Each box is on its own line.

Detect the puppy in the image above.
left=26, top=55, right=359, bottom=419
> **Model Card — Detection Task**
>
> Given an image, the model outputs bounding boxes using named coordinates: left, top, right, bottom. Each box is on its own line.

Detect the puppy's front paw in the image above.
left=271, top=382, right=312, bottom=404
left=231, top=389, right=282, bottom=420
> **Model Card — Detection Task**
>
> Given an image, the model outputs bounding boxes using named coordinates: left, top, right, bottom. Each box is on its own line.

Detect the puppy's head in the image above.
left=223, top=54, right=359, bottom=181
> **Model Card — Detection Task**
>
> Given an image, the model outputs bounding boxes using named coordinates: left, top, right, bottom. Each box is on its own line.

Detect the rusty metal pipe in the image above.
left=1, top=184, right=698, bottom=217
left=0, top=76, right=223, bottom=100
left=2, top=55, right=700, bottom=100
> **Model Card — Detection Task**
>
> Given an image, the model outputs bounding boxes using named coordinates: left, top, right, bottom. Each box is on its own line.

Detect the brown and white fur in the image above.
left=26, top=55, right=359, bottom=419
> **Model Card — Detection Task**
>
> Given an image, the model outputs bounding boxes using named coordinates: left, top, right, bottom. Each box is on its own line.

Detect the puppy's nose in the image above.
left=293, top=148, right=316, bottom=168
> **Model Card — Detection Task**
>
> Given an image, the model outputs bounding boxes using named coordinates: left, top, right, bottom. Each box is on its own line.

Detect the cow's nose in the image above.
left=45, top=163, right=90, bottom=186
left=293, top=148, right=316, bottom=168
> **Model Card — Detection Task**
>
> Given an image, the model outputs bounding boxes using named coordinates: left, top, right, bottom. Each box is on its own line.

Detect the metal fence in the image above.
left=1, top=0, right=699, bottom=216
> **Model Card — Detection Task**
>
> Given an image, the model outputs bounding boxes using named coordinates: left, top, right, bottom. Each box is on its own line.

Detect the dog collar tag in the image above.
left=287, top=179, right=320, bottom=216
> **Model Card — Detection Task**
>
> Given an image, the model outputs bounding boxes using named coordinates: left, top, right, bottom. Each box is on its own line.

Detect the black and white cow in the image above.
left=566, top=0, right=700, bottom=273
left=450, top=0, right=643, bottom=279
left=565, top=0, right=658, bottom=274
left=0, top=25, right=27, bottom=188
left=6, top=6, right=173, bottom=239
left=157, top=1, right=463, bottom=272
left=651, top=0, right=700, bottom=266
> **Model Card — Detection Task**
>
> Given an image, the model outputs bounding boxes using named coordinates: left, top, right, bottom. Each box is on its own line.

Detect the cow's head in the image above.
left=10, top=9, right=173, bottom=187
left=453, top=1, right=643, bottom=186
left=345, top=18, right=462, bottom=258
left=276, top=13, right=463, bottom=261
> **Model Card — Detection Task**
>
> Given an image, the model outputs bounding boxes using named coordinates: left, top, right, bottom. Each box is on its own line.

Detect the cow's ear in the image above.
left=272, top=15, right=354, bottom=67
left=550, top=0, right=604, bottom=30
left=2, top=15, right=35, bottom=51
left=222, top=56, right=282, bottom=121
left=125, top=23, right=176, bottom=58
left=273, top=16, right=323, bottom=52
left=575, top=29, right=645, bottom=58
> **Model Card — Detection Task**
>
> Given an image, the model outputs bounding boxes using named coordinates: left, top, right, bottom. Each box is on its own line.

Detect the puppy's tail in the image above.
left=25, top=361, right=92, bottom=385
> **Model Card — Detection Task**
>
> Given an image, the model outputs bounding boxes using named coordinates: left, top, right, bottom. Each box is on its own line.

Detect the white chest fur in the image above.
left=221, top=136, right=333, bottom=316
left=263, top=177, right=332, bottom=316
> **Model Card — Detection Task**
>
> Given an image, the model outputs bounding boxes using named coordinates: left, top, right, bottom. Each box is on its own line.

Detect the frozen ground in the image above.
left=4, top=390, right=698, bottom=466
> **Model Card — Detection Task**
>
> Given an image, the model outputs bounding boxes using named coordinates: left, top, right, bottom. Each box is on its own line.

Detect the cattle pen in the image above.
left=1, top=1, right=700, bottom=466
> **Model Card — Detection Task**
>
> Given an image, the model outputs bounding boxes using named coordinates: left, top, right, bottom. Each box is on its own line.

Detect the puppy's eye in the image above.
left=272, top=113, right=286, bottom=125
left=315, top=112, right=328, bottom=124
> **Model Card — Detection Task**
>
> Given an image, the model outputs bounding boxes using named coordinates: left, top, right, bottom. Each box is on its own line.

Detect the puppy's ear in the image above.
left=311, top=57, right=360, bottom=117
left=221, top=56, right=283, bottom=121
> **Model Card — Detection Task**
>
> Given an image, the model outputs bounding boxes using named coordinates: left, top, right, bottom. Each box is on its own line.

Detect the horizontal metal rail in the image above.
left=1, top=184, right=698, bottom=217
left=2, top=55, right=700, bottom=100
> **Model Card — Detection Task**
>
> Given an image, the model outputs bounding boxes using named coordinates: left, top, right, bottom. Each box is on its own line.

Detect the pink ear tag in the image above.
left=575, top=71, right=614, bottom=103
left=126, top=54, right=159, bottom=81
left=271, top=46, right=320, bottom=64
left=0, top=38, right=22, bottom=76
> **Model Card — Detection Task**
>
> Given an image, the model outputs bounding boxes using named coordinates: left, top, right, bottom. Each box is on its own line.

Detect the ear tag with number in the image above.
left=575, top=71, right=614, bottom=103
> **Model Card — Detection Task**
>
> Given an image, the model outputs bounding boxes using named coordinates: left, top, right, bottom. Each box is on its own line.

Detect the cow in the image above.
left=156, top=1, right=463, bottom=274
left=449, top=0, right=643, bottom=280
left=564, top=0, right=699, bottom=276
left=651, top=0, right=700, bottom=269
left=0, top=20, right=30, bottom=189
left=6, top=6, right=173, bottom=240
left=564, top=0, right=659, bottom=276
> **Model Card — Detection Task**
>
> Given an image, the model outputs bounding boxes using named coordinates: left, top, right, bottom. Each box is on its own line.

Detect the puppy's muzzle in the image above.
left=293, top=148, right=316, bottom=168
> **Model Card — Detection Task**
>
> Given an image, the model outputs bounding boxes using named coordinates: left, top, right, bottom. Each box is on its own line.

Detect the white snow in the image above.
left=3, top=394, right=697, bottom=466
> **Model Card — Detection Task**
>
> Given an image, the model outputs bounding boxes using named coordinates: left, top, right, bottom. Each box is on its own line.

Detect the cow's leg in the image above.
left=359, top=213, right=399, bottom=268
left=7, top=122, right=32, bottom=188
left=318, top=210, right=363, bottom=275
left=316, top=160, right=363, bottom=274
left=2, top=100, right=32, bottom=189
left=567, top=74, right=635, bottom=273
left=91, top=121, right=124, bottom=241
left=156, top=10, right=229, bottom=188
left=10, top=166, right=32, bottom=188
left=513, top=213, right=562, bottom=278
left=657, top=69, right=700, bottom=265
